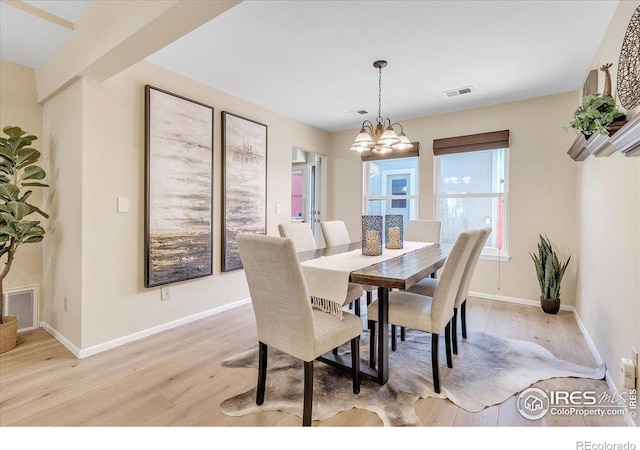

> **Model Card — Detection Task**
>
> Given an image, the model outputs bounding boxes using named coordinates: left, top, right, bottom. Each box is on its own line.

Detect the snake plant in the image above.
left=530, top=235, right=571, bottom=300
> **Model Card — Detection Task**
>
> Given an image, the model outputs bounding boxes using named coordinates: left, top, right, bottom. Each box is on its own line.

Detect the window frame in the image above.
left=362, top=158, right=420, bottom=218
left=433, top=147, right=510, bottom=262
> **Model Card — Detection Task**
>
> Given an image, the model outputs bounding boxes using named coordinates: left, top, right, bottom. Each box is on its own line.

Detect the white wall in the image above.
left=41, top=60, right=330, bottom=350
left=574, top=0, right=640, bottom=400
left=42, top=78, right=85, bottom=345
left=329, top=91, right=579, bottom=305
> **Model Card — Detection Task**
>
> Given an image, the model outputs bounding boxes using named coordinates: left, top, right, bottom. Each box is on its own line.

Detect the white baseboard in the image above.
left=471, top=291, right=635, bottom=427
left=40, top=321, right=81, bottom=358
left=468, top=291, right=572, bottom=311
left=41, top=297, right=251, bottom=359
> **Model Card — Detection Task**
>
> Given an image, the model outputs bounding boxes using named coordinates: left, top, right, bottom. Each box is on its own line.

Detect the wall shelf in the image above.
left=568, top=116, right=639, bottom=161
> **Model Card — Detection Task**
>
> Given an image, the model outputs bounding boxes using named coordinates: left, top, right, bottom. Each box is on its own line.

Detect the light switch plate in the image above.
left=117, top=197, right=130, bottom=213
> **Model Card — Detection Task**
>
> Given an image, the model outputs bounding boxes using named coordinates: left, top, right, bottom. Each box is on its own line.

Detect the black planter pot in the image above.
left=540, top=297, right=560, bottom=314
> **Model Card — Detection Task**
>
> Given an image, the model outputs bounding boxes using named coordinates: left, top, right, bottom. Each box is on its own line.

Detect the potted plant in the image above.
left=530, top=235, right=571, bottom=314
left=566, top=93, right=625, bottom=138
left=0, top=126, right=48, bottom=353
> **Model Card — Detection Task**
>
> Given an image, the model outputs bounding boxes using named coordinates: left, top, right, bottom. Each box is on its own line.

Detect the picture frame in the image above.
left=221, top=111, right=268, bottom=272
left=582, top=69, right=598, bottom=98
left=144, top=85, right=214, bottom=287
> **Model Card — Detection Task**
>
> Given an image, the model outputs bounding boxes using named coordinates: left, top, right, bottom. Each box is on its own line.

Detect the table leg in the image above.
left=377, top=286, right=389, bottom=384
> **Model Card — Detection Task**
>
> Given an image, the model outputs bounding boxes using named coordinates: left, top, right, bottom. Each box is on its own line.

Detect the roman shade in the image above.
left=433, top=130, right=509, bottom=156
left=360, top=143, right=420, bottom=161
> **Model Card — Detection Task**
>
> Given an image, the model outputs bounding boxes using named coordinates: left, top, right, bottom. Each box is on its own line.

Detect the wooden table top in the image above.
left=297, top=242, right=452, bottom=290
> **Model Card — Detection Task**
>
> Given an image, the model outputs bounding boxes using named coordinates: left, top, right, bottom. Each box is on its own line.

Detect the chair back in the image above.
left=237, top=234, right=315, bottom=360
left=277, top=222, right=317, bottom=252
left=455, top=227, right=492, bottom=308
left=430, top=229, right=479, bottom=331
left=320, top=221, right=351, bottom=247
left=406, top=220, right=441, bottom=243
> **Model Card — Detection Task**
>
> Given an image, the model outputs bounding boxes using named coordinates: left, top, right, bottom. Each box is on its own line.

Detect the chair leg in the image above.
left=332, top=348, right=338, bottom=355
left=400, top=327, right=406, bottom=341
left=461, top=299, right=467, bottom=339
left=303, top=360, right=313, bottom=426
left=351, top=336, right=361, bottom=394
left=257, top=341, right=268, bottom=405
left=368, top=320, right=376, bottom=369
left=354, top=298, right=361, bottom=317
left=431, top=333, right=440, bottom=394
left=391, top=325, right=397, bottom=351
left=445, top=321, right=453, bottom=368
left=366, top=291, right=372, bottom=306
left=452, top=308, right=458, bottom=355
left=348, top=303, right=353, bottom=310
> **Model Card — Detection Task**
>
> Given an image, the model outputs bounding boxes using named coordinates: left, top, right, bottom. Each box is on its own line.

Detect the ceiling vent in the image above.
left=443, top=86, right=474, bottom=97
left=346, top=109, right=368, bottom=116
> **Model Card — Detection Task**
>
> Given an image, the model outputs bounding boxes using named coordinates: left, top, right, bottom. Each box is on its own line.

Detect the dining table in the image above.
left=297, top=241, right=452, bottom=385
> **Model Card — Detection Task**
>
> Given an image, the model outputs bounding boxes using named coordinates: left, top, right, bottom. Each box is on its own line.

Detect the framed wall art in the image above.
left=145, top=85, right=214, bottom=287
left=221, top=112, right=267, bottom=272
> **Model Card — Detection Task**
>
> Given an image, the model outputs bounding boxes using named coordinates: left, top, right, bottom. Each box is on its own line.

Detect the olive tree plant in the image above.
left=0, top=126, right=48, bottom=324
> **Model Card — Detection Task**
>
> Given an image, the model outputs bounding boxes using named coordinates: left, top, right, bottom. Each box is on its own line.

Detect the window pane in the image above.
left=368, top=157, right=418, bottom=196
left=367, top=198, right=417, bottom=236
left=438, top=196, right=505, bottom=249
left=438, top=149, right=505, bottom=195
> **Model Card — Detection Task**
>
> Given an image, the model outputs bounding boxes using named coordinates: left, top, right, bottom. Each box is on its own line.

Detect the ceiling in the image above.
left=1, top=1, right=620, bottom=132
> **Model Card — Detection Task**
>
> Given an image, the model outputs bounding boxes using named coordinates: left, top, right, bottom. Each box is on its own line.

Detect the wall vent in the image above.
left=3, top=285, right=38, bottom=332
left=443, top=86, right=474, bottom=97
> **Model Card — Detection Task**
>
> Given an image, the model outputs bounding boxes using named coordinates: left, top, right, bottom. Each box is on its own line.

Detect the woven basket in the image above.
left=0, top=315, right=19, bottom=354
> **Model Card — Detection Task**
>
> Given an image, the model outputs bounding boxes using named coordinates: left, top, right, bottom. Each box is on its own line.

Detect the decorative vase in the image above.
left=540, top=297, right=560, bottom=315
left=0, top=315, right=19, bottom=354
left=362, top=215, right=383, bottom=256
left=385, top=215, right=403, bottom=249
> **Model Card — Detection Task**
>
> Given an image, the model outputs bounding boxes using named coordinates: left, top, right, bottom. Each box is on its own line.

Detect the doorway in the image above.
left=291, top=148, right=326, bottom=247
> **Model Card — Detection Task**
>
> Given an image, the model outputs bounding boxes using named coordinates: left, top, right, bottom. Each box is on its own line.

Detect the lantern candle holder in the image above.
left=385, top=215, right=403, bottom=249
left=362, top=215, right=383, bottom=256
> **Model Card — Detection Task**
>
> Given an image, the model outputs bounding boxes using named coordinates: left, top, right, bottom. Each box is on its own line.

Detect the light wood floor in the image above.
left=0, top=297, right=626, bottom=427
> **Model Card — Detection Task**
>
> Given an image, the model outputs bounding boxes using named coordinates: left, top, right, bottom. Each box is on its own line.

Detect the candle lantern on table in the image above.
left=362, top=215, right=383, bottom=256
left=385, top=215, right=403, bottom=249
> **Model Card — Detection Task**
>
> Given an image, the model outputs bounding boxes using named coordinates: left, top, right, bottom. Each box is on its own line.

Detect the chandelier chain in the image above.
left=377, top=65, right=383, bottom=124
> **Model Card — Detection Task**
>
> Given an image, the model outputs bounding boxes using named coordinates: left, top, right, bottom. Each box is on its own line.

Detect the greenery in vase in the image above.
left=566, top=93, right=625, bottom=137
left=530, top=235, right=570, bottom=300
left=0, top=126, right=48, bottom=324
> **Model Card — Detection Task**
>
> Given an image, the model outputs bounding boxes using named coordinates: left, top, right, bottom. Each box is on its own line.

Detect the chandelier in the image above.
left=350, top=60, right=413, bottom=154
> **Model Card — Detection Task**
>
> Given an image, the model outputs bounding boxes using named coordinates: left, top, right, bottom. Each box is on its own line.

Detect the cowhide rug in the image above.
left=220, top=330, right=605, bottom=426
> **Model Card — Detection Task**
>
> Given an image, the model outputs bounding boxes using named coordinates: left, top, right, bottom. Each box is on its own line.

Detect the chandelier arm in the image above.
left=391, top=122, right=405, bottom=133
left=362, top=120, right=374, bottom=133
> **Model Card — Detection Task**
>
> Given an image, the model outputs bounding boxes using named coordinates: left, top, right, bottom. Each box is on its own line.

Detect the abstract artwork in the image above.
left=222, top=112, right=267, bottom=272
left=145, top=85, right=214, bottom=287
left=617, top=5, right=640, bottom=109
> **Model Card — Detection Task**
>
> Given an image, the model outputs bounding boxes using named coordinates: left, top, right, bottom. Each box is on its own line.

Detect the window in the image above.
left=435, top=148, right=509, bottom=260
left=363, top=157, right=419, bottom=236
left=433, top=129, right=509, bottom=260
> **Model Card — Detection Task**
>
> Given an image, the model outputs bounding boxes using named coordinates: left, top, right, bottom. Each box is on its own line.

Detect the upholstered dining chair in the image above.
left=406, top=227, right=492, bottom=354
left=277, top=222, right=317, bottom=252
left=237, top=234, right=362, bottom=426
left=406, top=219, right=442, bottom=244
left=394, top=219, right=441, bottom=345
left=320, top=220, right=375, bottom=316
left=367, top=229, right=479, bottom=393
left=279, top=222, right=364, bottom=316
